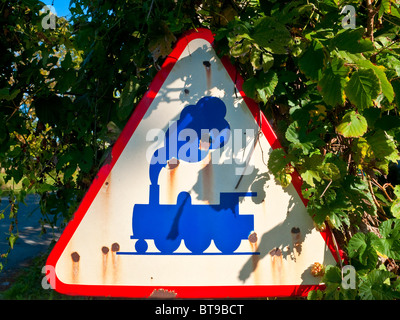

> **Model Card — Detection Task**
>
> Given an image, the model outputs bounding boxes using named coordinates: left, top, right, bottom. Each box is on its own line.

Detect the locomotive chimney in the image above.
left=149, top=184, right=160, bottom=204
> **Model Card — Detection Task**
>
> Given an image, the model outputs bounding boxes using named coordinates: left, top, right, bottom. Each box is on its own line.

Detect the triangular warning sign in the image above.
left=46, top=28, right=340, bottom=298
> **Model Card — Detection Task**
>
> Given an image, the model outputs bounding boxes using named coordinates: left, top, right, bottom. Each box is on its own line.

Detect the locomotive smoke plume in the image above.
left=149, top=96, right=231, bottom=186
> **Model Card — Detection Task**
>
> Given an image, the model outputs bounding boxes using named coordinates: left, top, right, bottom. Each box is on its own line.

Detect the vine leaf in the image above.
left=359, top=269, right=400, bottom=300
left=251, top=17, right=292, bottom=54
left=298, top=40, right=325, bottom=81
left=355, top=60, right=394, bottom=103
left=242, top=71, right=278, bottom=103
left=348, top=232, right=379, bottom=269
left=285, top=121, right=324, bottom=154
left=318, top=58, right=350, bottom=106
left=367, top=130, right=400, bottom=163
left=267, top=148, right=293, bottom=187
left=344, top=68, right=381, bottom=110
left=267, top=148, right=289, bottom=175
left=330, top=27, right=374, bottom=54
left=391, top=198, right=400, bottom=218
left=336, top=111, right=368, bottom=138
left=299, top=154, right=324, bottom=187
left=375, top=219, right=400, bottom=260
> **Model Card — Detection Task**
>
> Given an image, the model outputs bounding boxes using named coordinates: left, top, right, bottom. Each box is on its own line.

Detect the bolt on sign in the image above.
left=46, top=29, right=340, bottom=298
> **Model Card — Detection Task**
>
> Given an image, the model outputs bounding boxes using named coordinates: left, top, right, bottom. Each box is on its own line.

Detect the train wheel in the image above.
left=154, top=238, right=180, bottom=254
left=214, top=237, right=241, bottom=254
left=135, top=239, right=148, bottom=254
left=185, top=237, right=211, bottom=254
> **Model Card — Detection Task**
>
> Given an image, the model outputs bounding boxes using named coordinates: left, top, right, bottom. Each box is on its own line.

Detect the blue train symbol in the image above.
left=130, top=96, right=257, bottom=255
left=131, top=185, right=256, bottom=254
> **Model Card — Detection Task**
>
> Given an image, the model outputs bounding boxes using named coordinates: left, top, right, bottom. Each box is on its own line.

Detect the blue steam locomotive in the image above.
left=131, top=185, right=256, bottom=254
left=131, top=96, right=256, bottom=255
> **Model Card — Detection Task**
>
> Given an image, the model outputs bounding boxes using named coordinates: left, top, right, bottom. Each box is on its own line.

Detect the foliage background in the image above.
left=1, top=0, right=400, bottom=299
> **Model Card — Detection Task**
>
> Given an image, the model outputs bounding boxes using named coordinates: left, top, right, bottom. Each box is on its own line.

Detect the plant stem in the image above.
left=366, top=0, right=378, bottom=42
left=368, top=177, right=388, bottom=220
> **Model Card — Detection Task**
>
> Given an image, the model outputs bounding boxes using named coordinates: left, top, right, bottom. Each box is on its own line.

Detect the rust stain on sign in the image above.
left=102, top=173, right=112, bottom=244
left=71, top=252, right=80, bottom=283
left=202, top=153, right=213, bottom=204
left=104, top=172, right=112, bottom=194
left=100, top=243, right=120, bottom=284
left=291, top=227, right=302, bottom=256
left=248, top=232, right=261, bottom=284
left=203, top=61, right=212, bottom=91
left=270, top=247, right=284, bottom=284
left=101, top=246, right=109, bottom=283
left=111, top=242, right=120, bottom=283
left=167, top=159, right=179, bottom=204
left=262, top=199, right=267, bottom=216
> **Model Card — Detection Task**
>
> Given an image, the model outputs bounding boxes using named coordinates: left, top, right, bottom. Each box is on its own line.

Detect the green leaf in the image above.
left=352, top=137, right=373, bottom=166
left=321, top=162, right=341, bottom=180
left=336, top=111, right=368, bottom=138
left=307, top=186, right=350, bottom=227
left=348, top=232, right=379, bottom=269
left=320, top=265, right=356, bottom=300
left=9, top=89, right=20, bottom=101
left=8, top=233, right=18, bottom=250
left=318, top=58, right=349, bottom=106
left=0, top=88, right=9, bottom=100
left=118, top=77, right=139, bottom=121
left=348, top=232, right=367, bottom=259
left=267, top=148, right=293, bottom=187
left=261, top=53, right=274, bottom=73
left=379, top=219, right=400, bottom=238
left=391, top=198, right=400, bottom=218
left=359, top=269, right=400, bottom=300
left=243, top=71, right=278, bottom=103
left=331, top=27, right=375, bottom=54
left=0, top=88, right=20, bottom=101
left=250, top=49, right=274, bottom=72
left=355, top=60, right=394, bottom=103
left=300, top=169, right=321, bottom=187
left=322, top=265, right=342, bottom=284
left=267, top=148, right=290, bottom=175
left=298, top=40, right=325, bottom=81
left=251, top=17, right=292, bottom=54
left=377, top=52, right=400, bottom=78
left=367, top=130, right=400, bottom=163
left=250, top=49, right=262, bottom=71
left=342, top=175, right=377, bottom=216
left=276, top=3, right=314, bottom=25
left=345, top=68, right=381, bottom=110
left=307, top=289, right=324, bottom=300
left=379, top=0, right=395, bottom=18
left=64, top=163, right=77, bottom=180
left=256, top=70, right=278, bottom=103
left=285, top=121, right=323, bottom=155
left=376, top=219, right=400, bottom=260
left=242, top=77, right=257, bottom=100
left=394, top=185, right=400, bottom=198
left=299, top=154, right=324, bottom=186
left=230, top=37, right=252, bottom=58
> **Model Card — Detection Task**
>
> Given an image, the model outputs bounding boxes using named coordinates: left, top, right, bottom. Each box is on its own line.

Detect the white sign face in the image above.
left=46, top=29, right=337, bottom=298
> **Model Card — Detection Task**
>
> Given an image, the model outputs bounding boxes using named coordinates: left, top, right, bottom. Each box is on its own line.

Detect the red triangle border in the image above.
left=46, top=28, right=344, bottom=298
